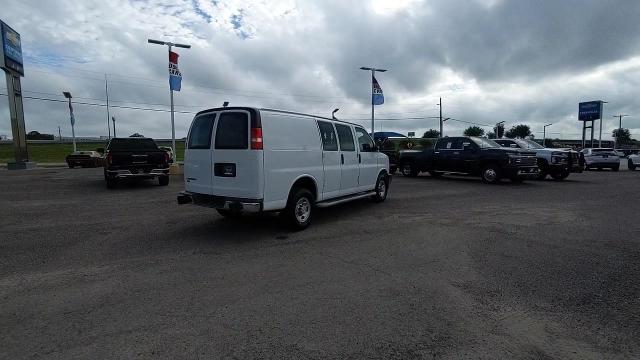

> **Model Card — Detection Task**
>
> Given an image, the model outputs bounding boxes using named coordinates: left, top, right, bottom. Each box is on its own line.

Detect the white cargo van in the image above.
left=177, top=107, right=390, bottom=229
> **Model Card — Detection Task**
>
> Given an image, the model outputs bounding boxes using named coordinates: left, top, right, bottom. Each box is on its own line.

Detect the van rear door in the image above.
left=210, top=110, right=264, bottom=199
left=184, top=112, right=216, bottom=194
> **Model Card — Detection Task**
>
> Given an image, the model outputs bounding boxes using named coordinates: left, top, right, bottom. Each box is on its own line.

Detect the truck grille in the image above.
left=516, top=155, right=537, bottom=167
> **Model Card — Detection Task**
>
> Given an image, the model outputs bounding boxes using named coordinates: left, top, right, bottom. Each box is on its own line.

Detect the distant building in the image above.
left=533, top=139, right=615, bottom=149
left=0, top=134, right=7, bottom=141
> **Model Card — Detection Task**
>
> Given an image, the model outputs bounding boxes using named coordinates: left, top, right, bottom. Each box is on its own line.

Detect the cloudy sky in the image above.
left=2, top=0, right=640, bottom=140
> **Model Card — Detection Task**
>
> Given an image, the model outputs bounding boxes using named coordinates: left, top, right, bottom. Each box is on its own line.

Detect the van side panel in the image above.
left=261, top=112, right=324, bottom=211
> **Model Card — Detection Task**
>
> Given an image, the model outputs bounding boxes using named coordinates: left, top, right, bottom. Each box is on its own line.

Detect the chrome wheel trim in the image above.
left=484, top=168, right=497, bottom=182
left=295, top=197, right=311, bottom=224
left=377, top=177, right=387, bottom=198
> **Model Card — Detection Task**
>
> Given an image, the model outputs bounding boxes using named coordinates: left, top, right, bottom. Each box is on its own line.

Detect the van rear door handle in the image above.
left=341, top=154, right=344, bottom=164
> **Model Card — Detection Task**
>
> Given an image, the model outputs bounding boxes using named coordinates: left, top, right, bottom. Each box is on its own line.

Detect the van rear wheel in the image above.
left=284, top=188, right=313, bottom=230
left=372, top=174, right=388, bottom=202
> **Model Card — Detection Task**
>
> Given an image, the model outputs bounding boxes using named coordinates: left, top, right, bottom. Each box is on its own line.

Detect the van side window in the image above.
left=354, top=127, right=375, bottom=152
left=188, top=113, right=215, bottom=149
left=215, top=112, right=249, bottom=149
left=317, top=121, right=338, bottom=151
left=335, top=124, right=355, bottom=152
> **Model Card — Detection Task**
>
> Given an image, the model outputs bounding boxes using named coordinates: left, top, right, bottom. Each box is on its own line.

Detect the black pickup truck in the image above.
left=103, top=137, right=170, bottom=188
left=398, top=136, right=539, bottom=183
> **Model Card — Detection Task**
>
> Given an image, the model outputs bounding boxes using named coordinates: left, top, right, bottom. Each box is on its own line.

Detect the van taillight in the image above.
left=251, top=128, right=263, bottom=150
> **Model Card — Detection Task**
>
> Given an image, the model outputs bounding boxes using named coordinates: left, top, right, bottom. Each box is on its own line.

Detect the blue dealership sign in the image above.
left=578, top=101, right=602, bottom=121
left=0, top=20, right=24, bottom=76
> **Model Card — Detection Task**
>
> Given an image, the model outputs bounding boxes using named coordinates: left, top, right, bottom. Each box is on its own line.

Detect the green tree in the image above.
left=487, top=132, right=496, bottom=139
left=422, top=129, right=440, bottom=138
left=463, top=126, right=485, bottom=137
left=505, top=124, right=531, bottom=139
left=612, top=128, right=632, bottom=144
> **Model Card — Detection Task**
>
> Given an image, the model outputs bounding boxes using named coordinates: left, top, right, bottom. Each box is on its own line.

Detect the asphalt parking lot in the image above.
left=1, top=167, right=639, bottom=359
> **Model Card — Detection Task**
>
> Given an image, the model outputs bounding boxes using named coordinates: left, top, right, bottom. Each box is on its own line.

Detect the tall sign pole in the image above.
left=0, top=20, right=34, bottom=169
left=148, top=39, right=190, bottom=171
left=360, top=66, right=387, bottom=136
left=105, top=74, right=111, bottom=139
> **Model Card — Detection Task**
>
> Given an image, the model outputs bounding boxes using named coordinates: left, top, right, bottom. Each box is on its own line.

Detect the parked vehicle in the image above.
left=398, top=136, right=538, bottom=183
left=177, top=107, right=390, bottom=229
left=379, top=137, right=436, bottom=175
left=494, top=138, right=582, bottom=180
left=103, top=137, right=171, bottom=188
left=158, top=146, right=175, bottom=163
left=627, top=153, right=640, bottom=171
left=581, top=148, right=620, bottom=171
left=66, top=151, right=103, bottom=168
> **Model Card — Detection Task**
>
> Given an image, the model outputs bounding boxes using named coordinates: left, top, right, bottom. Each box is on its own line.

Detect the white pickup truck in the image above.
left=495, top=138, right=582, bottom=180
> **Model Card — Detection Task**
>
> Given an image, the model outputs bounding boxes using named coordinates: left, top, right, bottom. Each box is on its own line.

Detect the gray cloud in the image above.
left=1, top=0, right=639, bottom=142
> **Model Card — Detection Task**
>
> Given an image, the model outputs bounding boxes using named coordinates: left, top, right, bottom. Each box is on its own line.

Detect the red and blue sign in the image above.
left=169, top=51, right=182, bottom=91
left=372, top=75, right=384, bottom=105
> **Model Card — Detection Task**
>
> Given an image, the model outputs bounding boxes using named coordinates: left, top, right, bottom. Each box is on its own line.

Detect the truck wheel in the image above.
left=481, top=164, right=501, bottom=184
left=429, top=171, right=442, bottom=178
left=536, top=170, right=548, bottom=180
left=372, top=173, right=388, bottom=203
left=158, top=176, right=170, bottom=186
left=106, top=178, right=117, bottom=189
left=284, top=188, right=313, bottom=230
left=402, top=163, right=418, bottom=177
left=550, top=169, right=569, bottom=180
left=629, top=160, right=636, bottom=171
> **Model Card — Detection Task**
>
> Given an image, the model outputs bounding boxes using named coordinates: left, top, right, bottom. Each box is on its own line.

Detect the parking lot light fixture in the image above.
left=62, top=91, right=76, bottom=152
left=543, top=123, right=553, bottom=147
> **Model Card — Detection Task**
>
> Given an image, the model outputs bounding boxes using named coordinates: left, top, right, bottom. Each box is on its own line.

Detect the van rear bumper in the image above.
left=177, top=191, right=262, bottom=212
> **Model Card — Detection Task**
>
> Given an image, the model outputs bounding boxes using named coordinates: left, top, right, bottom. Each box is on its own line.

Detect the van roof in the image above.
left=194, top=106, right=362, bottom=127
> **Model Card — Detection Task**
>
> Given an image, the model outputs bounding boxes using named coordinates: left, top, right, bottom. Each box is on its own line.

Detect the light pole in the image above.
left=63, top=91, right=76, bottom=152
left=332, top=108, right=339, bottom=119
left=437, top=98, right=443, bottom=137
left=441, top=117, right=450, bottom=137
left=112, top=116, right=117, bottom=138
left=612, top=114, right=628, bottom=149
left=360, top=66, right=387, bottom=135
left=148, top=38, right=191, bottom=165
left=105, top=74, right=111, bottom=139
left=543, top=123, right=553, bottom=147
left=495, top=121, right=505, bottom=139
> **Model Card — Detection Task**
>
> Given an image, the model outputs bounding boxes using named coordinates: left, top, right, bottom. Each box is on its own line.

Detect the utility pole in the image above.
left=359, top=66, right=387, bottom=135
left=112, top=116, right=117, bottom=138
left=58, top=126, right=61, bottom=141
left=105, top=74, right=111, bottom=139
left=612, top=114, right=628, bottom=149
left=438, top=97, right=443, bottom=137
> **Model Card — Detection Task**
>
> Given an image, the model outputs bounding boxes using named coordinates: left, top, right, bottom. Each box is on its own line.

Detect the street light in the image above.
left=543, top=123, right=553, bottom=147
left=441, top=117, right=450, bottom=137
left=112, top=116, right=117, bottom=138
left=360, top=66, right=387, bottom=135
left=612, top=114, right=628, bottom=149
left=332, top=108, right=339, bottom=119
left=62, top=91, right=76, bottom=152
left=148, top=38, right=191, bottom=170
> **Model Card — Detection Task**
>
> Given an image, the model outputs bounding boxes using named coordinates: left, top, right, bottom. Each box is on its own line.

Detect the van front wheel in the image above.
left=284, top=188, right=313, bottom=230
left=372, top=174, right=388, bottom=202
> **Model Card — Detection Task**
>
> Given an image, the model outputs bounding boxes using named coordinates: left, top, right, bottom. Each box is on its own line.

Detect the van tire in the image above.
left=372, top=173, right=388, bottom=202
left=550, top=169, right=569, bottom=180
left=284, top=188, right=313, bottom=230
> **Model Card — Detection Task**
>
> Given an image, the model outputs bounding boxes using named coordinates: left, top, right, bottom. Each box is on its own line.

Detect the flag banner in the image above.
left=169, top=51, right=182, bottom=91
left=372, top=75, right=384, bottom=105
left=69, top=101, right=75, bottom=126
